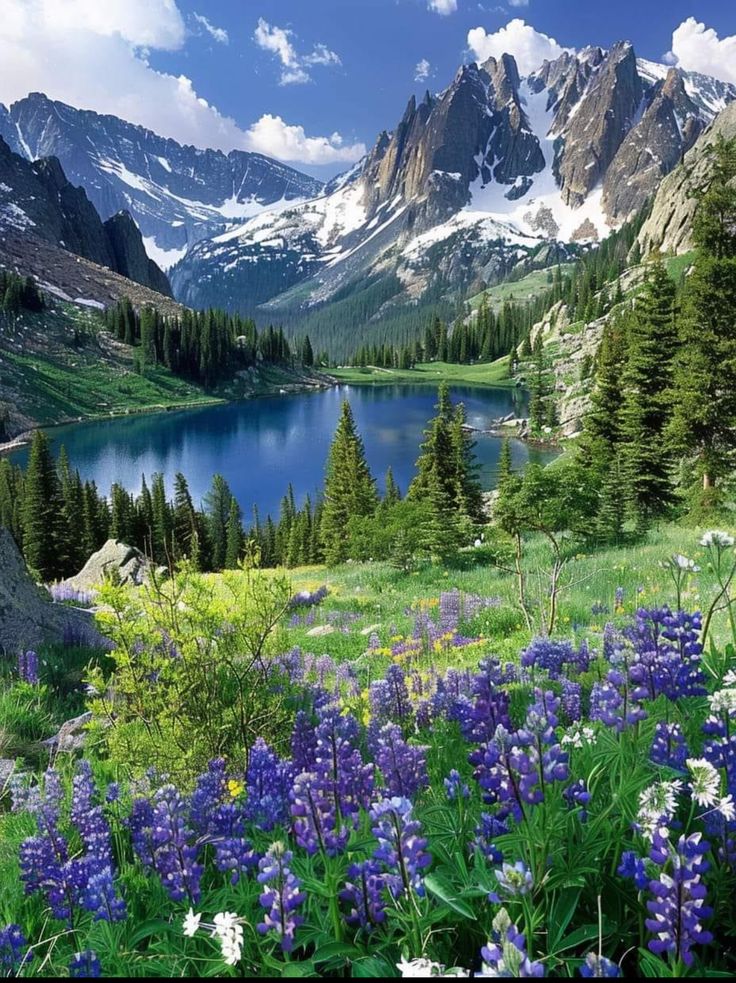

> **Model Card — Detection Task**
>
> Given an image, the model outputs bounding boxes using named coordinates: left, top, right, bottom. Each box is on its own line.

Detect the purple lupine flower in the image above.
left=339, top=859, right=387, bottom=932
left=579, top=953, right=621, bottom=977
left=290, top=770, right=342, bottom=856
left=603, top=623, right=619, bottom=662
left=650, top=722, right=689, bottom=772
left=257, top=843, right=306, bottom=952
left=0, top=924, right=31, bottom=976
left=370, top=796, right=431, bottom=898
left=561, top=680, right=582, bottom=724
left=618, top=850, right=649, bottom=891
left=460, top=658, right=512, bottom=744
left=521, top=637, right=579, bottom=680
left=17, top=650, right=39, bottom=684
left=313, top=708, right=374, bottom=824
left=480, top=908, right=545, bottom=977
left=626, top=608, right=706, bottom=702
left=645, top=830, right=713, bottom=966
left=563, top=780, right=592, bottom=822
left=291, top=710, right=317, bottom=773
left=69, top=950, right=102, bottom=978
left=82, top=867, right=127, bottom=923
left=444, top=770, right=470, bottom=801
left=288, top=585, right=329, bottom=609
left=382, top=664, right=414, bottom=725
left=133, top=785, right=203, bottom=903
left=190, top=759, right=256, bottom=883
left=375, top=724, right=428, bottom=800
left=491, top=860, right=533, bottom=900
left=245, top=740, right=292, bottom=831
left=473, top=813, right=506, bottom=864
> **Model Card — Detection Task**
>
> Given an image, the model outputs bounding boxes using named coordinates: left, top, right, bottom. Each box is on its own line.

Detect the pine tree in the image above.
left=668, top=138, right=736, bottom=503
left=320, top=401, right=378, bottom=564
left=497, top=438, right=513, bottom=493
left=619, top=261, right=679, bottom=527
left=301, top=335, right=314, bottom=367
left=225, top=497, right=244, bottom=568
left=204, top=474, right=233, bottom=570
left=383, top=467, right=401, bottom=507
left=21, top=430, right=61, bottom=579
left=450, top=403, right=484, bottom=521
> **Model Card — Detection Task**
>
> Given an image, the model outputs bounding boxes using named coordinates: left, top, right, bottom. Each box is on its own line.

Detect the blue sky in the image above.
left=1, top=1, right=735, bottom=178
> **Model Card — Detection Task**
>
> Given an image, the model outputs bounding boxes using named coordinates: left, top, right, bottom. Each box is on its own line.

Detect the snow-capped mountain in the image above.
left=0, top=93, right=323, bottom=270
left=171, top=43, right=736, bottom=323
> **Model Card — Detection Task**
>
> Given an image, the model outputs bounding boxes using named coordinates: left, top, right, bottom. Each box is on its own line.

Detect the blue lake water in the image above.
left=11, top=384, right=551, bottom=521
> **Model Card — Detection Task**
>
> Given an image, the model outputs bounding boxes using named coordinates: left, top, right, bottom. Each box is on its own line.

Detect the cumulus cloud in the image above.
left=253, top=18, right=341, bottom=86
left=415, top=59, right=432, bottom=82
left=0, top=0, right=363, bottom=166
left=245, top=115, right=365, bottom=165
left=665, top=17, right=736, bottom=86
left=428, top=0, right=458, bottom=13
left=192, top=12, right=228, bottom=45
left=467, top=18, right=569, bottom=75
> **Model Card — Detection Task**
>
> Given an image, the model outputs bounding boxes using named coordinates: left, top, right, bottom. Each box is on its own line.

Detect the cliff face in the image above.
left=0, top=136, right=171, bottom=295
left=638, top=100, right=736, bottom=256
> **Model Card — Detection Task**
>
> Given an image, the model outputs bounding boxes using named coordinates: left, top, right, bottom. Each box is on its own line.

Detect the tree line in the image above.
left=0, top=270, right=45, bottom=318
left=0, top=384, right=484, bottom=581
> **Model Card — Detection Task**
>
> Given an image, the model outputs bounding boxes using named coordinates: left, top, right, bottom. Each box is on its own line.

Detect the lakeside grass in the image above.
left=330, top=358, right=515, bottom=388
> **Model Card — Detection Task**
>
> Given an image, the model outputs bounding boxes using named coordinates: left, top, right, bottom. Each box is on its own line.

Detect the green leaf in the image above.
left=551, top=923, right=603, bottom=954
left=312, top=941, right=361, bottom=964
left=128, top=919, right=175, bottom=948
left=352, top=956, right=397, bottom=977
left=547, top=887, right=582, bottom=951
left=424, top=873, right=477, bottom=920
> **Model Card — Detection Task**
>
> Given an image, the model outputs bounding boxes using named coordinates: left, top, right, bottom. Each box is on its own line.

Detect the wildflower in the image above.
left=709, top=688, right=736, bottom=716
left=563, top=780, right=592, bottom=822
left=370, top=796, right=431, bottom=898
left=257, top=843, right=306, bottom=952
left=687, top=758, right=721, bottom=807
left=212, top=912, right=244, bottom=967
left=579, top=952, right=621, bottom=977
left=637, top=781, right=683, bottom=839
left=245, top=738, right=292, bottom=831
left=650, top=723, right=689, bottom=771
left=183, top=909, right=201, bottom=937
left=699, top=531, right=734, bottom=549
left=491, top=860, right=533, bottom=900
left=131, top=785, right=203, bottom=903
left=562, top=725, right=597, bottom=749
left=396, top=957, right=447, bottom=976
left=716, top=794, right=736, bottom=821
left=340, top=860, right=387, bottom=931
left=618, top=851, right=649, bottom=891
left=480, top=908, right=545, bottom=977
left=375, top=724, right=429, bottom=799
left=561, top=681, right=582, bottom=724
left=645, top=830, right=713, bottom=967
left=0, top=924, right=31, bottom=976
left=17, top=650, right=39, bottom=684
left=69, top=950, right=101, bottom=978
left=444, top=770, right=470, bottom=802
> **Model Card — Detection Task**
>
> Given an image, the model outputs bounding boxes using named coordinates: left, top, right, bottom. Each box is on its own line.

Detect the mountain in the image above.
left=170, top=44, right=735, bottom=342
left=0, top=93, right=323, bottom=270
left=638, top=99, right=736, bottom=256
left=0, top=135, right=173, bottom=300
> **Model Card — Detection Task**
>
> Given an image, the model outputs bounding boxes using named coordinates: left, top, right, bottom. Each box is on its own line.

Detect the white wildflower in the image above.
left=718, top=795, right=736, bottom=821
left=674, top=554, right=700, bottom=572
left=709, top=688, right=736, bottom=715
left=562, top=724, right=597, bottom=749
left=687, top=758, right=721, bottom=807
left=182, top=908, right=201, bottom=937
left=723, top=670, right=736, bottom=687
left=397, top=957, right=446, bottom=977
left=211, top=912, right=244, bottom=968
left=637, top=781, right=682, bottom=838
left=700, top=530, right=735, bottom=548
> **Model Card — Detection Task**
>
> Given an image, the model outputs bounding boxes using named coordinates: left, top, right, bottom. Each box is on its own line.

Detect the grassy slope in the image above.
left=0, top=303, right=329, bottom=438
left=467, top=265, right=576, bottom=312
left=272, top=521, right=734, bottom=668
left=330, top=358, right=514, bottom=388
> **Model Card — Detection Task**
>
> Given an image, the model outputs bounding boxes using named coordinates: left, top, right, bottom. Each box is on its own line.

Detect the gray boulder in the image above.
left=60, top=539, right=156, bottom=593
left=0, top=528, right=101, bottom=655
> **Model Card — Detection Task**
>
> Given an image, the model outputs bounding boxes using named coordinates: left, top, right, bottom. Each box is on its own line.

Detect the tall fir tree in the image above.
left=21, top=430, right=61, bottom=579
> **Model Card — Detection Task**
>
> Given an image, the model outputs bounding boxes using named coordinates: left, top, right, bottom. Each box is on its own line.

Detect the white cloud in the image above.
left=244, top=115, right=365, bottom=165
left=415, top=59, right=432, bottom=82
left=253, top=18, right=341, bottom=86
left=467, top=18, right=569, bottom=75
left=509, top=0, right=530, bottom=8
left=428, top=0, right=458, bottom=13
left=0, top=0, right=363, bottom=167
left=666, top=17, right=736, bottom=86
left=192, top=12, right=228, bottom=45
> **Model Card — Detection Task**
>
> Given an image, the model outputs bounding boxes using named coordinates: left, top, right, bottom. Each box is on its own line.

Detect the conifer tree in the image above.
left=204, top=474, right=233, bottom=570
left=383, top=467, right=401, bottom=507
left=619, top=261, right=679, bottom=527
left=21, top=430, right=61, bottom=579
left=320, top=401, right=378, bottom=564
left=225, top=497, right=244, bottom=569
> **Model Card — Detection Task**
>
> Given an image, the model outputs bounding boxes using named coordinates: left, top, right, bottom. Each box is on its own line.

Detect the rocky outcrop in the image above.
left=0, top=528, right=101, bottom=654
left=59, top=540, right=157, bottom=594
left=0, top=136, right=171, bottom=295
left=602, top=70, right=703, bottom=222
left=556, top=42, right=643, bottom=207
left=638, top=100, right=736, bottom=256
left=104, top=212, right=173, bottom=297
